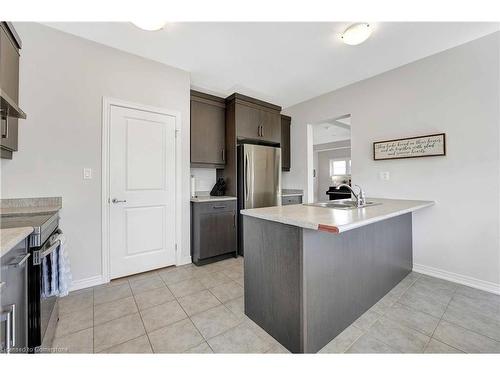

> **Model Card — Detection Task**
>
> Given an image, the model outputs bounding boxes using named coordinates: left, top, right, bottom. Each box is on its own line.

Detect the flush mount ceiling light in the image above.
left=131, top=21, right=166, bottom=31
left=340, top=23, right=372, bottom=45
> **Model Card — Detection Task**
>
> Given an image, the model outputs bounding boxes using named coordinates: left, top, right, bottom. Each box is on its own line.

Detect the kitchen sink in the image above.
left=305, top=199, right=381, bottom=210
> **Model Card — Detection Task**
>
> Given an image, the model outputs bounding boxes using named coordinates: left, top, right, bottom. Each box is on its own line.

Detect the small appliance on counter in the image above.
left=190, top=175, right=196, bottom=198
left=210, top=178, right=226, bottom=196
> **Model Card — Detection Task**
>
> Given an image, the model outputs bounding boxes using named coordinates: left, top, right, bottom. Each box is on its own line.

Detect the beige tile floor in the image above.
left=53, top=257, right=500, bottom=353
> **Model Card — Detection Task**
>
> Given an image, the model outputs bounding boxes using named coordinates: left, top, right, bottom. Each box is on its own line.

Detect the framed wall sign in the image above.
left=373, top=133, right=446, bottom=161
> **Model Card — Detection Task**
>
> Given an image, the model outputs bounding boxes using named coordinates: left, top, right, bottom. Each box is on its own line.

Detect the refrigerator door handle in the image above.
left=245, top=153, right=249, bottom=201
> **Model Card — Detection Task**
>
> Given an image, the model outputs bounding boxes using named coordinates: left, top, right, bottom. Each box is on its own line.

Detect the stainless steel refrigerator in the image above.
left=237, top=143, right=281, bottom=255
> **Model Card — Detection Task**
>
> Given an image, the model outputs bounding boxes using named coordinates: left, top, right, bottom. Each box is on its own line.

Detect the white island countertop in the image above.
left=241, top=198, right=434, bottom=234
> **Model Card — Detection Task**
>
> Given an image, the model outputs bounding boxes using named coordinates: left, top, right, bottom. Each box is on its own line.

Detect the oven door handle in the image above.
left=34, top=239, right=61, bottom=265
left=41, top=240, right=60, bottom=259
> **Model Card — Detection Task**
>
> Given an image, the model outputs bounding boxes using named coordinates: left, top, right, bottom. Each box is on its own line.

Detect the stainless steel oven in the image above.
left=1, top=213, right=60, bottom=352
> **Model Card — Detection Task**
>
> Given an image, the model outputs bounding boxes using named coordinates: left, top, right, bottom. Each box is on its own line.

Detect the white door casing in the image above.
left=103, top=99, right=179, bottom=280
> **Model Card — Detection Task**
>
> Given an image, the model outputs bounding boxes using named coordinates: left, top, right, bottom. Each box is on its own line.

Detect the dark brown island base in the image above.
left=241, top=198, right=434, bottom=353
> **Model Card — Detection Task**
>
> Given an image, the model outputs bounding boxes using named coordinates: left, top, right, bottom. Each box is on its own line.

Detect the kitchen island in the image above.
left=240, top=198, right=433, bottom=353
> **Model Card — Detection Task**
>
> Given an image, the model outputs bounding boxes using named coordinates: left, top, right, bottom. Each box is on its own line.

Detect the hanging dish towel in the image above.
left=41, top=230, right=72, bottom=297
left=41, top=253, right=51, bottom=297
left=52, top=231, right=72, bottom=297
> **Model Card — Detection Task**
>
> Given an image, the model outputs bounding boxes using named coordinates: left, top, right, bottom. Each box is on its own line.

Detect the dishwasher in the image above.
left=1, top=237, right=29, bottom=353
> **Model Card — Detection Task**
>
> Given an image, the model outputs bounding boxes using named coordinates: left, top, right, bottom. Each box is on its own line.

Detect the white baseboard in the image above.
left=177, top=256, right=192, bottom=266
left=70, top=275, right=106, bottom=292
left=413, top=263, right=500, bottom=295
left=71, top=258, right=193, bottom=292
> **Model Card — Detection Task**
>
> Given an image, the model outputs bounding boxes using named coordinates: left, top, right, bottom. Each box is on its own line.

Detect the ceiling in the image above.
left=43, top=22, right=499, bottom=108
left=313, top=116, right=351, bottom=145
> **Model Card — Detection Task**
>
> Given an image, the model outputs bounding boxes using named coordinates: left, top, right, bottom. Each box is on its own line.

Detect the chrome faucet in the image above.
left=336, top=184, right=367, bottom=207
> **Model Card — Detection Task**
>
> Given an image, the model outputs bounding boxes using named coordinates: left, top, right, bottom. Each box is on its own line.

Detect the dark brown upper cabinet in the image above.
left=221, top=93, right=282, bottom=196
left=1, top=22, right=23, bottom=160
left=281, top=115, right=291, bottom=171
left=190, top=90, right=226, bottom=168
left=227, top=93, right=281, bottom=144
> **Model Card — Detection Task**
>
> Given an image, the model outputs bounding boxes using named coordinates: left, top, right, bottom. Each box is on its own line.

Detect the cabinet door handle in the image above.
left=221, top=148, right=225, bottom=162
left=11, top=304, right=15, bottom=348
left=112, top=198, right=127, bottom=204
left=213, top=205, right=226, bottom=209
left=1, top=115, right=8, bottom=139
left=1, top=304, right=14, bottom=352
left=261, top=124, right=264, bottom=137
left=8, top=254, right=30, bottom=269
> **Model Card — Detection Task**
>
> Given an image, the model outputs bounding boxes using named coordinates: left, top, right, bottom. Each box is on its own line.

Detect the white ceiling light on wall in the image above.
left=340, top=23, right=372, bottom=45
left=131, top=21, right=166, bottom=31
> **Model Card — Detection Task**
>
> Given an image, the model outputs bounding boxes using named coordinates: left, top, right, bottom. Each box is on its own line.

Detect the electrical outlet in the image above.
left=379, top=171, right=390, bottom=181
left=83, top=168, right=92, bottom=180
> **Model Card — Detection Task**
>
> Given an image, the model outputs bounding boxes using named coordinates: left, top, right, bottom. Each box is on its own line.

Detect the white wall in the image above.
left=283, top=32, right=500, bottom=292
left=0, top=23, right=192, bottom=289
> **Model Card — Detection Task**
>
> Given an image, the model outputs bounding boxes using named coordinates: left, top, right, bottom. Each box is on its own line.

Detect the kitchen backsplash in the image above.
left=190, top=168, right=217, bottom=192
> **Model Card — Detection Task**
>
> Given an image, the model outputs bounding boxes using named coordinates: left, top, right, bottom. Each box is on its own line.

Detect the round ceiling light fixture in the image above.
left=340, top=23, right=372, bottom=45
left=131, top=21, right=166, bottom=31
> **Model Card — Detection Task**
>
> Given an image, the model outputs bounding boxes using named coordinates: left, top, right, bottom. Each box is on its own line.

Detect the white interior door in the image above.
left=109, top=104, right=176, bottom=279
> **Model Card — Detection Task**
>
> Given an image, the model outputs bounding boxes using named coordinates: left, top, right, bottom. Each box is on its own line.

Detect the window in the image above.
left=330, top=158, right=351, bottom=177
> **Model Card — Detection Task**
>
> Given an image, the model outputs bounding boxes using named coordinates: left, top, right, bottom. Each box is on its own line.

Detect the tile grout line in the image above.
left=96, top=283, right=155, bottom=354
left=153, top=258, right=250, bottom=353
left=159, top=268, right=210, bottom=353
left=437, top=291, right=500, bottom=345
left=93, top=280, right=145, bottom=352
left=170, top=271, right=244, bottom=353
left=396, top=273, right=443, bottom=353
left=173, top=294, right=210, bottom=353
left=130, top=279, right=155, bottom=353
left=162, top=272, right=209, bottom=353
left=427, top=285, right=500, bottom=352
left=165, top=270, right=218, bottom=353
left=173, top=261, right=245, bottom=352
left=63, top=259, right=245, bottom=353
left=94, top=275, right=176, bottom=352
left=421, top=282, right=458, bottom=353
left=342, top=272, right=423, bottom=353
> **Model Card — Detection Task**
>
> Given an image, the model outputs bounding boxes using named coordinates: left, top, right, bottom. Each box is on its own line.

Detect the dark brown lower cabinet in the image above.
left=191, top=200, right=237, bottom=265
left=282, top=195, right=302, bottom=205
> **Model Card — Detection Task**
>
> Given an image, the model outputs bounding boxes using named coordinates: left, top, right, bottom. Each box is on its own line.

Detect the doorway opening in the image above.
left=309, top=114, right=351, bottom=203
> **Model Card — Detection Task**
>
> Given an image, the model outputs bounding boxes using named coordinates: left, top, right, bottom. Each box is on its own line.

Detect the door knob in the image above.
left=111, top=198, right=127, bottom=204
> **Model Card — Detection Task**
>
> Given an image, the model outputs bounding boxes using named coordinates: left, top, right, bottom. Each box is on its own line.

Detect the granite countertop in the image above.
left=241, top=198, right=434, bottom=234
left=191, top=195, right=237, bottom=203
left=0, top=205, right=61, bottom=216
left=0, top=197, right=62, bottom=217
left=1, top=227, right=33, bottom=257
left=282, top=189, right=304, bottom=197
